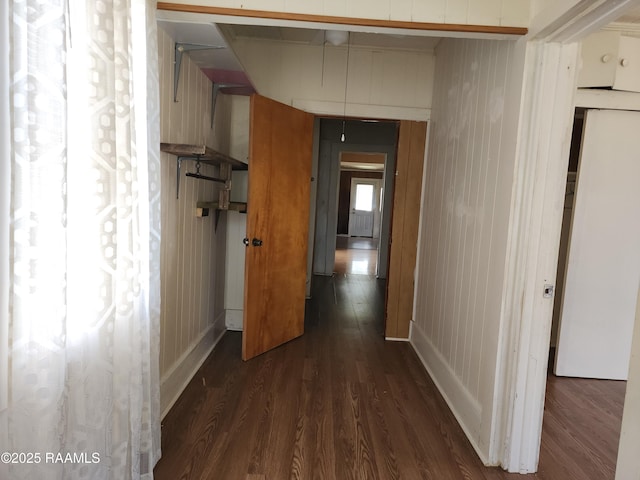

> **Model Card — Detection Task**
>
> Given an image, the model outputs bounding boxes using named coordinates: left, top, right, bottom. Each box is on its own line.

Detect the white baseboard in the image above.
left=385, top=319, right=414, bottom=341
left=410, top=322, right=488, bottom=464
left=160, top=311, right=226, bottom=419
left=225, top=309, right=243, bottom=331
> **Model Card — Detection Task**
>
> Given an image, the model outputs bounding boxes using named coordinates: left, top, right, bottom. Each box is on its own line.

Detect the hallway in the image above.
left=155, top=274, right=624, bottom=479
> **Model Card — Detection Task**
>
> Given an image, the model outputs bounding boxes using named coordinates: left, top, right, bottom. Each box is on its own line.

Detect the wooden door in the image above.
left=555, top=109, right=640, bottom=379
left=242, top=95, right=314, bottom=361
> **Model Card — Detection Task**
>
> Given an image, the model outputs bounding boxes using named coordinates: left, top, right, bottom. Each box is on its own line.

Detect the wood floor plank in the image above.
left=289, top=376, right=314, bottom=480
left=360, top=381, right=402, bottom=480
left=155, top=273, right=626, bottom=480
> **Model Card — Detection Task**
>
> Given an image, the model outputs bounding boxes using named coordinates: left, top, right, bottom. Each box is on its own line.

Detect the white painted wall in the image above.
left=224, top=211, right=246, bottom=331
left=230, top=38, right=436, bottom=120
left=166, top=0, right=530, bottom=27
left=224, top=95, right=249, bottom=330
left=411, top=37, right=526, bottom=462
left=229, top=95, right=250, bottom=163
left=158, top=27, right=230, bottom=417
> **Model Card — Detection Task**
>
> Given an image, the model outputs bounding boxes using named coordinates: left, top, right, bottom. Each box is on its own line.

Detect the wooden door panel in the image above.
left=385, top=120, right=427, bottom=339
left=242, top=95, right=314, bottom=361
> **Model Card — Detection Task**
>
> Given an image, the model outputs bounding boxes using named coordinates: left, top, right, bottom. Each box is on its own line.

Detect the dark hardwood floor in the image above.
left=334, top=236, right=378, bottom=276
left=537, top=375, right=625, bottom=480
left=155, top=274, right=625, bottom=480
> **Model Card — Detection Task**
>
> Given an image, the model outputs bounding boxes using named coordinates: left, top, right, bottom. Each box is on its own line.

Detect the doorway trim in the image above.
left=493, top=40, right=579, bottom=472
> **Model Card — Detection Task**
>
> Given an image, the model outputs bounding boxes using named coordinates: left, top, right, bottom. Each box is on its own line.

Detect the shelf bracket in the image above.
left=174, top=155, right=195, bottom=199
left=161, top=143, right=246, bottom=199
left=174, top=42, right=224, bottom=102
left=218, top=163, right=232, bottom=210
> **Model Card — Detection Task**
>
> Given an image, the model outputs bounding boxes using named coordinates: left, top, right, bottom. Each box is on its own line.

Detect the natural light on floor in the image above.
left=350, top=259, right=370, bottom=274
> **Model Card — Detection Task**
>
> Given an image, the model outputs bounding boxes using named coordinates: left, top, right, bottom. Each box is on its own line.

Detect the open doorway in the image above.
left=540, top=106, right=640, bottom=478
left=335, top=152, right=385, bottom=276
left=312, top=118, right=397, bottom=280
left=312, top=117, right=426, bottom=340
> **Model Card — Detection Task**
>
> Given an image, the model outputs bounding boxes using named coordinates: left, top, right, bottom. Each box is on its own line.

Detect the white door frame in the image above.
left=493, top=40, right=579, bottom=472
left=495, top=0, right=640, bottom=473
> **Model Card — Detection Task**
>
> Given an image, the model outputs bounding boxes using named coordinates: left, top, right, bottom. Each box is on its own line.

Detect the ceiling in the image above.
left=158, top=7, right=640, bottom=167
left=157, top=4, right=640, bottom=100
left=340, top=152, right=386, bottom=172
left=157, top=16, right=446, bottom=98
left=157, top=20, right=256, bottom=94
left=220, top=24, right=443, bottom=51
left=616, top=5, right=640, bottom=24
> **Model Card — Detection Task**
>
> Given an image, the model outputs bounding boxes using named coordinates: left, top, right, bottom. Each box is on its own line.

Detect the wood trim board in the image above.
left=157, top=2, right=528, bottom=36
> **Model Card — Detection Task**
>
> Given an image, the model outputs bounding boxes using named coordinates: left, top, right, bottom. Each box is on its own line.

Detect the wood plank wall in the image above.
left=385, top=121, right=427, bottom=339
left=158, top=27, right=231, bottom=416
left=410, top=38, right=525, bottom=459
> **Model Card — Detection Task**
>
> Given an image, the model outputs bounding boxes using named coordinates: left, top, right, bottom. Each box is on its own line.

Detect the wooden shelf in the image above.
left=160, top=143, right=247, bottom=170
left=161, top=142, right=247, bottom=199
left=197, top=201, right=247, bottom=213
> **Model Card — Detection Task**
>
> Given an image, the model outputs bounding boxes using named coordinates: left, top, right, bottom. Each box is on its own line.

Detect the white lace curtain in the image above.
left=0, top=0, right=161, bottom=479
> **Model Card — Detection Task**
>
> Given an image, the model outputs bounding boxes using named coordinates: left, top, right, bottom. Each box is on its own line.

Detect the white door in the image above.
left=555, top=109, right=640, bottom=380
left=348, top=178, right=379, bottom=238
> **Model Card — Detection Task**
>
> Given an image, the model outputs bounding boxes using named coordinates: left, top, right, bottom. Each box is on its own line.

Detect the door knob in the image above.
left=243, top=237, right=249, bottom=246
left=252, top=238, right=263, bottom=247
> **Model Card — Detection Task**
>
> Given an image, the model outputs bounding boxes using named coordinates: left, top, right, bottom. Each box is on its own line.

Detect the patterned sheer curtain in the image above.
left=0, top=0, right=161, bottom=479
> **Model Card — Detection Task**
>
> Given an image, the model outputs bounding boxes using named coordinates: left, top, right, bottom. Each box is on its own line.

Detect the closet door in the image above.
left=555, top=109, right=640, bottom=379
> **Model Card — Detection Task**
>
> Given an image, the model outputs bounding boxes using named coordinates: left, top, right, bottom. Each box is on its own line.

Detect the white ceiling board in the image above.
left=157, top=20, right=227, bottom=46
left=602, top=4, right=640, bottom=37
left=157, top=16, right=441, bottom=79
left=157, top=20, right=245, bottom=71
left=186, top=49, right=240, bottom=71
left=616, top=5, right=640, bottom=23
left=224, top=24, right=441, bottom=50
left=350, top=31, right=441, bottom=50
